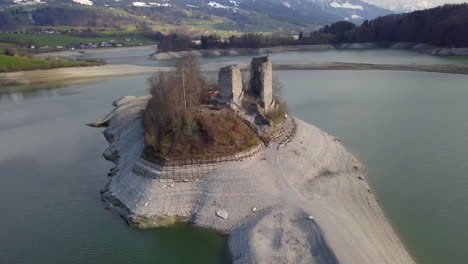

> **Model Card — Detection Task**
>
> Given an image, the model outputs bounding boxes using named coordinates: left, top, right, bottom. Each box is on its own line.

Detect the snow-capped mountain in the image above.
left=192, top=0, right=391, bottom=22
left=12, top=0, right=390, bottom=22
left=362, top=0, right=441, bottom=12
left=301, top=0, right=392, bottom=21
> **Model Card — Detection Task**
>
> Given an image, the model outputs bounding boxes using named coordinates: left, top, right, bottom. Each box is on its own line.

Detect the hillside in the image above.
left=315, top=4, right=468, bottom=47
left=0, top=0, right=391, bottom=33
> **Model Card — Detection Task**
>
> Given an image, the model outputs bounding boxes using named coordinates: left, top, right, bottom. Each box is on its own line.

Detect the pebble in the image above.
left=216, top=209, right=229, bottom=220
left=308, top=215, right=314, bottom=220
left=251, top=207, right=257, bottom=212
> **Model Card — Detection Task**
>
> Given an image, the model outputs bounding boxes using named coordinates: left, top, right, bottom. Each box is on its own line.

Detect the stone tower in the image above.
left=218, top=65, right=243, bottom=106
left=250, top=55, right=273, bottom=113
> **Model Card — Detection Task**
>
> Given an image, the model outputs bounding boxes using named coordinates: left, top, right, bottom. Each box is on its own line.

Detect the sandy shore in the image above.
left=3, top=61, right=468, bottom=86
left=151, top=45, right=333, bottom=60
left=34, top=45, right=158, bottom=60
left=91, top=96, right=416, bottom=264
left=0, top=64, right=171, bottom=86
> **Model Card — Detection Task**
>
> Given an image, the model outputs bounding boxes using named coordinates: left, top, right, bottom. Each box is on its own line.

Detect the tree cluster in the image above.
left=143, top=56, right=259, bottom=159
left=309, top=4, right=468, bottom=47
left=31, top=7, right=137, bottom=28
left=157, top=33, right=195, bottom=52
left=0, top=9, right=27, bottom=30
left=143, top=56, right=209, bottom=156
left=349, top=4, right=468, bottom=47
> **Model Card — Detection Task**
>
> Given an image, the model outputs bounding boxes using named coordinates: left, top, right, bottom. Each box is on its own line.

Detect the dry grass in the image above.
left=266, top=98, right=288, bottom=125
left=143, top=108, right=259, bottom=160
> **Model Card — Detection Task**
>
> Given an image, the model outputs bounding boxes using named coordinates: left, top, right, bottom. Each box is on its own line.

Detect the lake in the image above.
left=83, top=47, right=468, bottom=67
left=1, top=49, right=468, bottom=264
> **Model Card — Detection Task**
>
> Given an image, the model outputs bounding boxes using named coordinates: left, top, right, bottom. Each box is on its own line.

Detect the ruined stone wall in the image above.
left=250, top=56, right=273, bottom=113
left=218, top=65, right=243, bottom=105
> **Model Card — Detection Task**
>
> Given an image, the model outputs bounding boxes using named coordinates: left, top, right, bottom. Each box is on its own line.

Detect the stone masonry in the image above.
left=250, top=55, right=273, bottom=113
left=218, top=64, right=243, bottom=105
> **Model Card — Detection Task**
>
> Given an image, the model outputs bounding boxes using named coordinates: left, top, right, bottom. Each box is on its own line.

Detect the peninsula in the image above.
left=91, top=55, right=415, bottom=263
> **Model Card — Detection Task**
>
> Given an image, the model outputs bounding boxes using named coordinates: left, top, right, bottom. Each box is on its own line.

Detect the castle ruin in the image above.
left=218, top=65, right=243, bottom=106
left=249, top=56, right=273, bottom=113
left=218, top=55, right=274, bottom=113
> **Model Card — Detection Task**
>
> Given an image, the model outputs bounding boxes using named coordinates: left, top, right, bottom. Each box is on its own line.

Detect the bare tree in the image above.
left=272, top=76, right=283, bottom=99
left=143, top=56, right=210, bottom=152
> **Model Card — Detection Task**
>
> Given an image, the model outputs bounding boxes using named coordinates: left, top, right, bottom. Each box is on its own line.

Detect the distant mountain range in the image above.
left=4, top=0, right=462, bottom=34
left=362, top=0, right=437, bottom=12
left=2, top=0, right=392, bottom=32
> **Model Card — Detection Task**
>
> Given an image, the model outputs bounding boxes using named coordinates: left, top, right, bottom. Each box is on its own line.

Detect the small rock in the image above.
left=112, top=96, right=136, bottom=107
left=170, top=184, right=174, bottom=187
left=144, top=202, right=148, bottom=207
left=216, top=210, right=229, bottom=220
left=183, top=179, right=189, bottom=182
left=251, top=207, right=257, bottom=212
left=308, top=215, right=314, bottom=220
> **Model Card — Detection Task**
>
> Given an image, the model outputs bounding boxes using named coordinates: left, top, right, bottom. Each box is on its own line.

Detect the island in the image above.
left=90, top=55, right=415, bottom=264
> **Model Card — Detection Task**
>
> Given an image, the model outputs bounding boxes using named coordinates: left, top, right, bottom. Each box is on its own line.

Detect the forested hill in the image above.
left=321, top=4, right=468, bottom=47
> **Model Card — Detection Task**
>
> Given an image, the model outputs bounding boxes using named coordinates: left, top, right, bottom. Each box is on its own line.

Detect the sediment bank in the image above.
left=152, top=43, right=468, bottom=61
left=34, top=45, right=158, bottom=60
left=0, top=64, right=170, bottom=86
left=151, top=45, right=333, bottom=60
left=91, top=96, right=416, bottom=264
left=3, top=62, right=468, bottom=86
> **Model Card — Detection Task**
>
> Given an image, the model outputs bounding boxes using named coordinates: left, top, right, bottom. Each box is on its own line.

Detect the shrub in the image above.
left=266, top=99, right=288, bottom=125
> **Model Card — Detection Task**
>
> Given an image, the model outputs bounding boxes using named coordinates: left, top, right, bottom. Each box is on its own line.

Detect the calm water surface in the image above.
left=83, top=48, right=468, bottom=67
left=1, top=50, right=468, bottom=264
left=0, top=75, right=230, bottom=264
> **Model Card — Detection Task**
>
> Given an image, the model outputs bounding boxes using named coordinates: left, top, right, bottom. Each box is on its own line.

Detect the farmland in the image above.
left=0, top=55, right=102, bottom=72
left=0, top=32, right=156, bottom=47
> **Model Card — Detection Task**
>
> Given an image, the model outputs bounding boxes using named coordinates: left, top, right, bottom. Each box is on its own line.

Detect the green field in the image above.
left=0, top=55, right=102, bottom=72
left=0, top=42, right=14, bottom=53
left=0, top=33, right=156, bottom=47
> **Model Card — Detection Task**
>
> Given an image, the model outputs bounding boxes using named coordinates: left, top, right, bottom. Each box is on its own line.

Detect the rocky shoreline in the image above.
left=90, top=96, right=416, bottom=264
